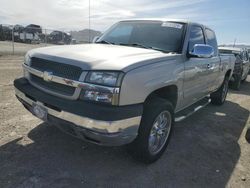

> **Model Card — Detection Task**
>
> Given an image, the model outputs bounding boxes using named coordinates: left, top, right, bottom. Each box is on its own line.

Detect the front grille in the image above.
left=30, top=74, right=75, bottom=96
left=30, top=57, right=82, bottom=80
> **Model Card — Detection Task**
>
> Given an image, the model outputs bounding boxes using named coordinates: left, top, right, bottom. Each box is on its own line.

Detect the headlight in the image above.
left=24, top=53, right=31, bottom=65
left=85, top=71, right=124, bottom=87
left=80, top=71, right=124, bottom=105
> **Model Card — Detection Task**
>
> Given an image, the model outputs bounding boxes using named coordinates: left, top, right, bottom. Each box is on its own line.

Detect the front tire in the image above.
left=127, top=97, right=174, bottom=163
left=211, top=76, right=229, bottom=105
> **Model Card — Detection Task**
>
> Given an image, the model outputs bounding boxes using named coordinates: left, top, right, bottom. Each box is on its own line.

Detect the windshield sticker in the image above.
left=161, top=22, right=183, bottom=29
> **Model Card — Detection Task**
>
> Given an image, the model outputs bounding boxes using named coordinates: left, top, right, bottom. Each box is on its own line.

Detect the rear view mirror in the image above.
left=189, top=44, right=214, bottom=58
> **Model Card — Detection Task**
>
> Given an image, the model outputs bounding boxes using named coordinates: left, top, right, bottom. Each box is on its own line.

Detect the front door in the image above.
left=182, top=25, right=210, bottom=108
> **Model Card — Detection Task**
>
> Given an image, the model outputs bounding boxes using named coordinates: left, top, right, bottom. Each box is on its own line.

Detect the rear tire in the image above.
left=246, top=127, right=250, bottom=143
left=127, top=97, right=174, bottom=163
left=211, top=76, right=229, bottom=105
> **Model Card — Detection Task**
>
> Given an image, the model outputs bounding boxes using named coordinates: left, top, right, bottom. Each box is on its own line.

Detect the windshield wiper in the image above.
left=118, top=43, right=150, bottom=49
left=118, top=43, right=170, bottom=53
left=96, top=40, right=114, bottom=44
left=149, top=46, right=171, bottom=53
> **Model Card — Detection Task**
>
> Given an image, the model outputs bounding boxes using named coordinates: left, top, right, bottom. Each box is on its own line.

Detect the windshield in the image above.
left=97, top=21, right=185, bottom=53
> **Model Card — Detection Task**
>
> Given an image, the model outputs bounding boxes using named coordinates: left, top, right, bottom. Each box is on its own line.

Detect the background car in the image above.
left=219, top=47, right=250, bottom=90
left=47, top=30, right=72, bottom=44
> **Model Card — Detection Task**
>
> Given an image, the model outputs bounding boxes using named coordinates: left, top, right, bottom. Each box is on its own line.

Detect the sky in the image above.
left=0, top=0, right=249, bottom=44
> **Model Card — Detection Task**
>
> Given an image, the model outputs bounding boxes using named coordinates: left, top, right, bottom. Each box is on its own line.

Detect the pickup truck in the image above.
left=219, top=47, right=250, bottom=90
left=14, top=20, right=235, bottom=163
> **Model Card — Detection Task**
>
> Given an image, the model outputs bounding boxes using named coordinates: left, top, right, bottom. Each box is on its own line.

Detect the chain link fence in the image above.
left=0, top=24, right=101, bottom=55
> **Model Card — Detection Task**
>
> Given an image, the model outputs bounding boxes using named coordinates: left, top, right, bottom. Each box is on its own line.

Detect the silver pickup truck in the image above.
left=14, top=20, right=235, bottom=163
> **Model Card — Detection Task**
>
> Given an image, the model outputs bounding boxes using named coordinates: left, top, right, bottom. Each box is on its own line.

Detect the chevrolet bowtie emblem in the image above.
left=43, top=71, right=53, bottom=82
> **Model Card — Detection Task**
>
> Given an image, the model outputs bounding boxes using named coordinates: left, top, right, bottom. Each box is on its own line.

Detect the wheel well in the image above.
left=145, top=85, right=178, bottom=108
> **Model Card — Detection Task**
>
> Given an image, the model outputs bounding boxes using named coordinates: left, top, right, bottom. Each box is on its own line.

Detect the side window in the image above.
left=205, top=28, right=218, bottom=56
left=243, top=51, right=249, bottom=61
left=240, top=51, right=248, bottom=61
left=188, top=26, right=205, bottom=52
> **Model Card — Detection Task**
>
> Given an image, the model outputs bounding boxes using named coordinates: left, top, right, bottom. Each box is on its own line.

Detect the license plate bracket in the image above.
left=32, top=103, right=48, bottom=121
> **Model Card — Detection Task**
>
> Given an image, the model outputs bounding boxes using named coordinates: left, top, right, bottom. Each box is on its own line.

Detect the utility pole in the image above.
left=45, top=28, right=47, bottom=46
left=233, top=38, right=237, bottom=47
left=11, top=26, right=14, bottom=55
left=88, top=0, right=91, bottom=43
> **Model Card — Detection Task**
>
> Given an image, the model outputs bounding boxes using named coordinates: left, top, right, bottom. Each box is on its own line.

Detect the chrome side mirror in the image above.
left=189, top=44, right=214, bottom=58
left=92, top=36, right=100, bottom=43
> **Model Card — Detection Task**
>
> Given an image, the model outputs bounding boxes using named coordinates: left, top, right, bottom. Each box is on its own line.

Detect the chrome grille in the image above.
left=30, top=74, right=75, bottom=96
left=30, top=57, right=82, bottom=80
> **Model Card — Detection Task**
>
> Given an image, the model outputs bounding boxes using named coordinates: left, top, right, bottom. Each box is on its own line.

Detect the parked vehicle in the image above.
left=0, top=24, right=12, bottom=41
left=13, top=24, right=42, bottom=43
left=24, top=24, right=42, bottom=34
left=47, top=30, right=71, bottom=44
left=14, top=20, right=235, bottom=163
left=248, top=48, right=250, bottom=74
left=13, top=24, right=25, bottom=42
left=219, top=47, right=250, bottom=89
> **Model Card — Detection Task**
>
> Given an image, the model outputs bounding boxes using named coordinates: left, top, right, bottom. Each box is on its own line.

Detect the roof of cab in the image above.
left=119, top=18, right=214, bottom=31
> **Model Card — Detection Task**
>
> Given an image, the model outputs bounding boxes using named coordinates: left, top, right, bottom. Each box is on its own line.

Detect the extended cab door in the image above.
left=183, top=25, right=210, bottom=105
left=204, top=28, right=221, bottom=92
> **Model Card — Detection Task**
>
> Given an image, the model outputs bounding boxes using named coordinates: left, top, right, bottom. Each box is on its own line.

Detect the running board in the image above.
left=175, top=97, right=211, bottom=122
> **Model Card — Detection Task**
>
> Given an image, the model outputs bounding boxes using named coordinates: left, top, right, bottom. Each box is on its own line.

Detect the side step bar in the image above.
left=175, top=97, right=211, bottom=122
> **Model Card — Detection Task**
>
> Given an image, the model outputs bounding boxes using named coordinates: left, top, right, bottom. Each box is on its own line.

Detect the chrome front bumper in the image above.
left=15, top=87, right=141, bottom=146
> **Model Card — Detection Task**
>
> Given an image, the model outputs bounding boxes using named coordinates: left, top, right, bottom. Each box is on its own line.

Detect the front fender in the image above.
left=119, top=59, right=184, bottom=106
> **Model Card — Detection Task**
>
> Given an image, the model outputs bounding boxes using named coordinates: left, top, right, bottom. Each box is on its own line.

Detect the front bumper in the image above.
left=14, top=78, right=143, bottom=146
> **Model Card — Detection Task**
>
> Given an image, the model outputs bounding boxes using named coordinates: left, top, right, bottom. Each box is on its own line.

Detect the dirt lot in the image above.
left=0, top=41, right=52, bottom=55
left=0, top=55, right=249, bottom=188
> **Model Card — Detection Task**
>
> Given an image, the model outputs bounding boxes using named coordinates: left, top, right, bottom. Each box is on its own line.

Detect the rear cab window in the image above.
left=205, top=28, right=218, bottom=56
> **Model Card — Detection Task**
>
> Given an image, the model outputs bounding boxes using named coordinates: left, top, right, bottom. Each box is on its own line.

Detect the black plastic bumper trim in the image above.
left=14, top=77, right=143, bottom=121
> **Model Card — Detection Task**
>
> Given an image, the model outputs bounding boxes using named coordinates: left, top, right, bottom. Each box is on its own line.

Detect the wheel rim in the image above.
left=148, top=111, right=172, bottom=155
left=222, top=78, right=229, bottom=102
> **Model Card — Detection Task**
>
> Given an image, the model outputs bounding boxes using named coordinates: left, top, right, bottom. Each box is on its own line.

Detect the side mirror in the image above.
left=92, top=36, right=99, bottom=43
left=189, top=44, right=214, bottom=58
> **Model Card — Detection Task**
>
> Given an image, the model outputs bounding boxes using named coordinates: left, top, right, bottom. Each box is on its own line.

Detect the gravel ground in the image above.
left=0, top=41, right=53, bottom=55
left=0, top=55, right=249, bottom=188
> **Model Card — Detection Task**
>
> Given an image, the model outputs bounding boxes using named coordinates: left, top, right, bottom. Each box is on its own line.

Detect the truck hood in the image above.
left=29, top=44, right=177, bottom=72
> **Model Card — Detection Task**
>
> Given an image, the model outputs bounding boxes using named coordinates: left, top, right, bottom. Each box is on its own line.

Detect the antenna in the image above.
left=88, top=0, right=91, bottom=43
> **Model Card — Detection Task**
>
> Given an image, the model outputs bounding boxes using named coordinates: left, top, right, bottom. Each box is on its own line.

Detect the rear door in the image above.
left=183, top=25, right=210, bottom=105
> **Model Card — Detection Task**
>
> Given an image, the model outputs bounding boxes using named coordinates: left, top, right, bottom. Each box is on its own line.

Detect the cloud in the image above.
left=0, top=0, right=208, bottom=31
